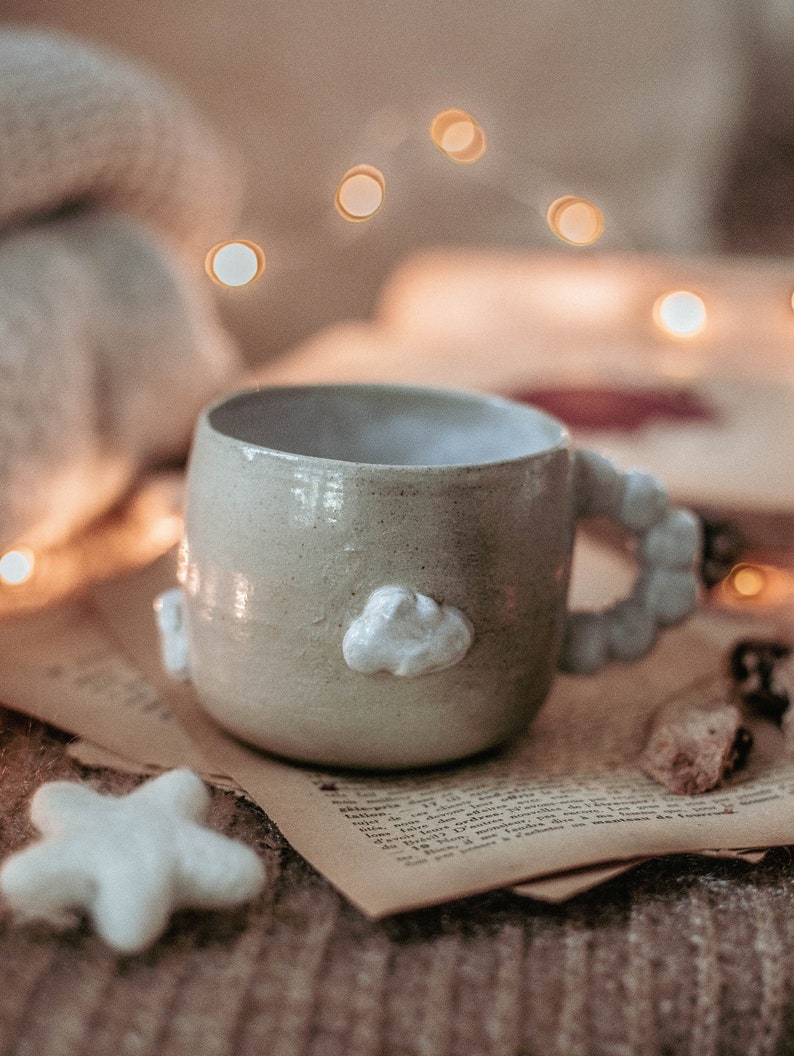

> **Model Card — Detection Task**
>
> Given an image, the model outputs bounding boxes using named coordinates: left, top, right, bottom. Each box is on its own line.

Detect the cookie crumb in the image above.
left=641, top=693, right=751, bottom=795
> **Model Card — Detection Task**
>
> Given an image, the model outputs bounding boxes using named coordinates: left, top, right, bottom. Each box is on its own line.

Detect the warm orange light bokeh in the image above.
left=0, top=546, right=35, bottom=586
left=430, top=109, right=487, bottom=163
left=205, top=240, right=266, bottom=287
left=546, top=196, right=604, bottom=246
left=652, top=290, right=707, bottom=338
left=335, top=165, right=386, bottom=222
left=726, top=563, right=768, bottom=600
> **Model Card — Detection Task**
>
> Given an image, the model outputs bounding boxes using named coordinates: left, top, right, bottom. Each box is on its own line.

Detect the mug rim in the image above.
left=201, top=382, right=570, bottom=470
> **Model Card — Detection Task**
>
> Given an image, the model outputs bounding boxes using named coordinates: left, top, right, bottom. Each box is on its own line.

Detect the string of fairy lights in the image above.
left=0, top=108, right=786, bottom=602
left=203, top=107, right=709, bottom=339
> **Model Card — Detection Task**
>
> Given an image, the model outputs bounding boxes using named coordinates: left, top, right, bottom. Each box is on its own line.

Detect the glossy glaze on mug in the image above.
left=179, top=384, right=574, bottom=768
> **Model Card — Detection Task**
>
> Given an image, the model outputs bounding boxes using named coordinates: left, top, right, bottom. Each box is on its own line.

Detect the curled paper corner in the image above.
left=342, top=585, right=474, bottom=678
left=153, top=588, right=190, bottom=681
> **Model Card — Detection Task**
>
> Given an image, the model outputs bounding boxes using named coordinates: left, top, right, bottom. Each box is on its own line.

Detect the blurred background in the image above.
left=5, top=0, right=794, bottom=366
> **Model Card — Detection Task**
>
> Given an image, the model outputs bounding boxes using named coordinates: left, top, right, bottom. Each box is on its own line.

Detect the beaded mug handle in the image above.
left=559, top=450, right=701, bottom=675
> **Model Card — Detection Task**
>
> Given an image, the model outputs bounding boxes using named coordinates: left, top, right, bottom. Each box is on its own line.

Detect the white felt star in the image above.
left=0, top=769, right=265, bottom=953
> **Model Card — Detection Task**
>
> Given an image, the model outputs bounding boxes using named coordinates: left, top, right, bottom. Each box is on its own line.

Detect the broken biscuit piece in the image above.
left=640, top=692, right=752, bottom=795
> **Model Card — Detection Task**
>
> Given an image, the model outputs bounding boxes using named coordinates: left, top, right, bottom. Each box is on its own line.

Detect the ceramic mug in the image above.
left=156, top=383, right=700, bottom=769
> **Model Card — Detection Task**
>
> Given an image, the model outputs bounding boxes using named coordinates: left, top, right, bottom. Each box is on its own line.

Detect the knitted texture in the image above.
left=0, top=27, right=241, bottom=255
left=0, top=28, right=245, bottom=549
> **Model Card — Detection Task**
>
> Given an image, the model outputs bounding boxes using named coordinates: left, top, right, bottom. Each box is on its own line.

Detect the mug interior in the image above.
left=207, top=384, right=567, bottom=467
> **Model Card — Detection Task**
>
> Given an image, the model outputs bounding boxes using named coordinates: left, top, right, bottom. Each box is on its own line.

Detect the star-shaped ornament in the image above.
left=0, top=769, right=265, bottom=953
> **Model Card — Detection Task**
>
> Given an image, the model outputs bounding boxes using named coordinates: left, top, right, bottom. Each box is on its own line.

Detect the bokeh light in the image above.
left=205, top=240, right=266, bottom=287
left=147, top=513, right=184, bottom=552
left=0, top=546, right=35, bottom=586
left=430, top=109, right=487, bottom=163
left=725, top=563, right=768, bottom=600
left=335, top=165, right=386, bottom=222
left=546, top=196, right=604, bottom=246
left=653, top=290, right=707, bottom=338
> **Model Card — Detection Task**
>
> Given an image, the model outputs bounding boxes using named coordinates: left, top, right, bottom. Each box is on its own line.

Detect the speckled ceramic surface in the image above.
left=165, top=384, right=698, bottom=768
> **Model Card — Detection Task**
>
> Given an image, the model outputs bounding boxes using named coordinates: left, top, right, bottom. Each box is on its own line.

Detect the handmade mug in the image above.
left=156, top=383, right=700, bottom=769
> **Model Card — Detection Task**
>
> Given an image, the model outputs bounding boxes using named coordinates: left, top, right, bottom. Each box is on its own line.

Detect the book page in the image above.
left=79, top=551, right=794, bottom=918
left=0, top=599, right=223, bottom=783
left=511, top=848, right=768, bottom=903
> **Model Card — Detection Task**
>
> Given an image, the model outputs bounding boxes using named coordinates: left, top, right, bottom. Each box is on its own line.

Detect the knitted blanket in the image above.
left=0, top=27, right=245, bottom=550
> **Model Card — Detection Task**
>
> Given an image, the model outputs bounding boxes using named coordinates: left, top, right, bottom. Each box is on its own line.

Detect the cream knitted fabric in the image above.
left=0, top=27, right=245, bottom=549
left=0, top=26, right=241, bottom=256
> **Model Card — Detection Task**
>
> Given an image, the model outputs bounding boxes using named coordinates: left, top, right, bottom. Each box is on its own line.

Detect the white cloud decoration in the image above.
left=342, top=585, right=474, bottom=678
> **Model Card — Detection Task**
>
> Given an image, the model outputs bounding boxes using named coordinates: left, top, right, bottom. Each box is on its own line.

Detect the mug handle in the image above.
left=558, top=449, right=701, bottom=675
